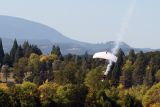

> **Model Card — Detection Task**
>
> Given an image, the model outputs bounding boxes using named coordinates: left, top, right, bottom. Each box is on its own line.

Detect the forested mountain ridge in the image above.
left=1, top=37, right=159, bottom=55
left=0, top=39, right=159, bottom=107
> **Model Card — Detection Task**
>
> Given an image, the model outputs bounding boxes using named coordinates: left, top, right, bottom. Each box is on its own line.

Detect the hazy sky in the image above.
left=0, top=0, right=159, bottom=48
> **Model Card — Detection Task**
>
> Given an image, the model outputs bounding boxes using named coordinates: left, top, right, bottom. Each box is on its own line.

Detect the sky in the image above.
left=0, top=0, right=159, bottom=49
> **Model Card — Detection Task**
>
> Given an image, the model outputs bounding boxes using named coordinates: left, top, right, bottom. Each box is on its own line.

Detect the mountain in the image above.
left=2, top=37, right=153, bottom=55
left=0, top=15, right=158, bottom=54
left=0, top=15, right=79, bottom=43
left=0, top=37, right=131, bottom=54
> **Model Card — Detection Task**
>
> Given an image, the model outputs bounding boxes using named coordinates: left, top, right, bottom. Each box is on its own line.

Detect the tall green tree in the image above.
left=22, top=41, right=29, bottom=50
left=39, top=61, right=48, bottom=85
left=13, top=57, right=28, bottom=83
left=51, top=45, right=63, bottom=60
left=121, top=60, right=133, bottom=88
left=30, top=45, right=42, bottom=55
left=128, top=49, right=136, bottom=63
left=56, top=84, right=87, bottom=107
left=142, top=83, right=160, bottom=107
left=0, top=38, right=4, bottom=65
left=3, top=53, right=12, bottom=67
left=122, top=94, right=142, bottom=107
left=54, top=62, right=78, bottom=85
left=132, top=51, right=146, bottom=85
left=84, top=67, right=106, bottom=91
left=10, top=39, right=18, bottom=63
left=82, top=51, right=92, bottom=70
left=120, top=49, right=136, bottom=88
left=155, top=69, right=160, bottom=82
left=23, top=41, right=31, bottom=57
left=120, top=49, right=136, bottom=87
left=144, top=57, right=156, bottom=86
left=14, top=46, right=24, bottom=62
left=111, top=48, right=125, bottom=86
left=28, top=53, right=41, bottom=84
left=96, top=90, right=113, bottom=107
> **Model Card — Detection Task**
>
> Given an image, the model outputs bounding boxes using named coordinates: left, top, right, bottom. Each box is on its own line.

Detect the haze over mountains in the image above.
left=0, top=15, right=158, bottom=54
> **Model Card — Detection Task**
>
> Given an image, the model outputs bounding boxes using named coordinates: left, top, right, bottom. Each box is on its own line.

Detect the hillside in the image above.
left=0, top=15, right=77, bottom=43
left=0, top=15, right=158, bottom=54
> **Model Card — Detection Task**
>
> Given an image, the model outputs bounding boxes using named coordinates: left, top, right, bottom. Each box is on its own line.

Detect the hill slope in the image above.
left=0, top=15, right=158, bottom=54
left=0, top=15, right=77, bottom=43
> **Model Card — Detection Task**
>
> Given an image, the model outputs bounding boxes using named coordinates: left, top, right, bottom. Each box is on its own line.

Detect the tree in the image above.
left=14, top=46, right=24, bottom=62
left=127, top=85, right=149, bottom=103
left=56, top=84, right=87, bottom=107
left=82, top=51, right=91, bottom=70
left=28, top=53, right=41, bottom=84
left=155, top=69, right=160, bottom=82
left=28, top=53, right=40, bottom=72
left=48, top=54, right=58, bottom=62
left=128, top=49, right=136, bottom=63
left=51, top=45, right=63, bottom=60
left=111, top=48, right=125, bottom=86
left=38, top=81, right=59, bottom=106
left=144, top=56, right=157, bottom=86
left=1, top=65, right=10, bottom=82
left=10, top=39, right=18, bottom=63
left=84, top=67, right=106, bottom=91
left=39, top=60, right=48, bottom=85
left=122, top=94, right=142, bottom=107
left=120, top=50, right=136, bottom=87
left=142, top=83, right=160, bottom=107
left=54, top=62, right=77, bottom=85
left=96, top=90, right=113, bottom=107
left=23, top=41, right=31, bottom=57
left=30, top=45, right=42, bottom=55
left=121, top=60, right=133, bottom=88
left=144, top=65, right=155, bottom=86
left=18, top=82, right=38, bottom=107
left=22, top=41, right=29, bottom=50
left=132, top=51, right=146, bottom=85
left=0, top=89, right=11, bottom=107
left=23, top=41, right=42, bottom=57
left=0, top=38, right=4, bottom=66
left=3, top=53, right=12, bottom=67
left=13, top=57, right=28, bottom=83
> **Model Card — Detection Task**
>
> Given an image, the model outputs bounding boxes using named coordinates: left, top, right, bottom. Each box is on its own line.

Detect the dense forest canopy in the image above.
left=0, top=39, right=159, bottom=107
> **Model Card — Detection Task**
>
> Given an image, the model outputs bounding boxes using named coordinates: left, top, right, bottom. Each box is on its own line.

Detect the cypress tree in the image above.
left=111, top=48, right=125, bottom=86
left=51, top=45, right=61, bottom=56
left=14, top=46, right=24, bottom=62
left=22, top=41, right=29, bottom=50
left=30, top=45, right=42, bottom=55
left=10, top=39, right=18, bottom=63
left=144, top=57, right=156, bottom=86
left=51, top=45, right=56, bottom=54
left=24, top=46, right=32, bottom=58
left=132, top=51, right=146, bottom=85
left=128, top=49, right=136, bottom=63
left=120, top=49, right=136, bottom=87
left=0, top=38, right=4, bottom=65
left=121, top=60, right=133, bottom=87
left=51, top=45, right=63, bottom=60
left=3, top=53, right=12, bottom=67
left=23, top=41, right=31, bottom=57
